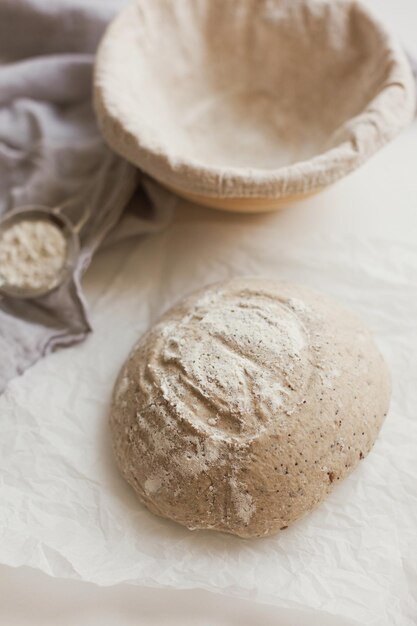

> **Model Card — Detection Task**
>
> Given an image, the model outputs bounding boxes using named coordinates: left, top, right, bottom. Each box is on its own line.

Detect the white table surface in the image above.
left=1, top=1, right=416, bottom=624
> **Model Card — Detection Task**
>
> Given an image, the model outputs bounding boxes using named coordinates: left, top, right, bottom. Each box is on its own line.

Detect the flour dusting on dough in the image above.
left=229, top=477, right=256, bottom=525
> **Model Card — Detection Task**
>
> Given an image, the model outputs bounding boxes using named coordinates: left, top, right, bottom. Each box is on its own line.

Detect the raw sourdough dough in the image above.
left=110, top=279, right=390, bottom=538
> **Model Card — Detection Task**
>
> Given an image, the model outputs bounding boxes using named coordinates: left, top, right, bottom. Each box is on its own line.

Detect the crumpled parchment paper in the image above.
left=0, top=120, right=416, bottom=626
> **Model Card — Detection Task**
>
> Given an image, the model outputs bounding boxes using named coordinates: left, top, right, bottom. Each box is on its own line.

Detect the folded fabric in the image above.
left=0, top=0, right=173, bottom=392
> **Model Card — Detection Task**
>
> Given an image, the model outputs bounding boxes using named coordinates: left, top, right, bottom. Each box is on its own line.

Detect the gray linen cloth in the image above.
left=0, top=0, right=173, bottom=391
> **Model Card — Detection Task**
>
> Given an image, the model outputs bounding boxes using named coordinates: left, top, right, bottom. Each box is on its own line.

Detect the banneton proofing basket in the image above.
left=94, top=0, right=416, bottom=213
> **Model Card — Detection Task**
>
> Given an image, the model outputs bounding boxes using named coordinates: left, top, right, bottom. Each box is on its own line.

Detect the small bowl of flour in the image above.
left=0, top=207, right=79, bottom=298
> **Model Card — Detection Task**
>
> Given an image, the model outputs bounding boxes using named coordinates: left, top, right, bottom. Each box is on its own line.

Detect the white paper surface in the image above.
left=0, top=564, right=359, bottom=626
left=0, top=119, right=416, bottom=626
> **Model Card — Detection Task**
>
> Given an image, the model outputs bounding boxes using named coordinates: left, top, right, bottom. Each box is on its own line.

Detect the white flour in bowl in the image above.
left=0, top=219, right=67, bottom=291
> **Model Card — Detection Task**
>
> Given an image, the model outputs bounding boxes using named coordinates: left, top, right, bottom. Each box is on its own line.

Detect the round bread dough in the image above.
left=110, top=278, right=390, bottom=538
